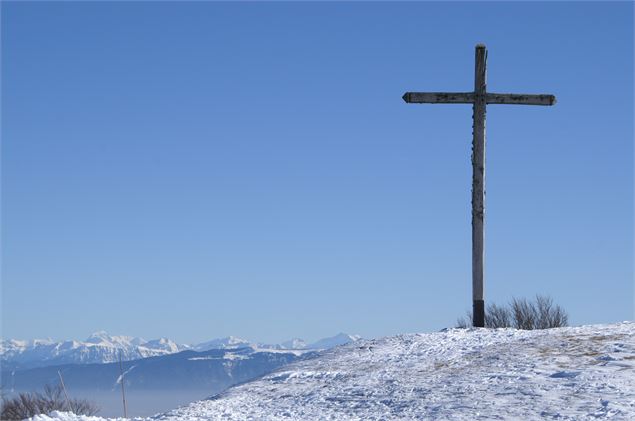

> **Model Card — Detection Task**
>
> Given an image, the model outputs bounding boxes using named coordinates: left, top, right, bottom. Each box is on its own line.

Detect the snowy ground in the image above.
left=28, top=322, right=635, bottom=421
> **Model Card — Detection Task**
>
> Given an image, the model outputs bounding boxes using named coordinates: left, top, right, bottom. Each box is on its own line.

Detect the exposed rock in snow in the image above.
left=24, top=322, right=635, bottom=421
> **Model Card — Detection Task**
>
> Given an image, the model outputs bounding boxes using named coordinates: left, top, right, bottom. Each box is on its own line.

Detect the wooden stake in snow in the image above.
left=403, top=44, right=556, bottom=327
left=118, top=351, right=128, bottom=418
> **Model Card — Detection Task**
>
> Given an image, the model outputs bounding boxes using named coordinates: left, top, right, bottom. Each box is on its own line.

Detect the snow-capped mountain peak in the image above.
left=84, top=331, right=146, bottom=348
left=1, top=332, right=361, bottom=370
left=193, top=336, right=251, bottom=352
left=84, top=330, right=111, bottom=344
left=280, top=338, right=308, bottom=350
left=306, top=333, right=361, bottom=350
left=1, top=332, right=186, bottom=370
left=144, top=338, right=185, bottom=353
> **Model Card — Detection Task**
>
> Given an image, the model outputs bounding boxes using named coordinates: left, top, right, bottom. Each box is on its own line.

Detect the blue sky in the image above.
left=2, top=2, right=633, bottom=344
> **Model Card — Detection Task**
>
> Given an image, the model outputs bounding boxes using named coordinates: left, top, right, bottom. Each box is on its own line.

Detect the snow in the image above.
left=187, top=353, right=250, bottom=361
left=192, top=337, right=251, bottom=352
left=23, top=322, right=635, bottom=421
left=0, top=333, right=189, bottom=368
left=250, top=347, right=316, bottom=356
left=280, top=338, right=307, bottom=350
left=2, top=332, right=360, bottom=369
left=26, top=412, right=126, bottom=421
left=191, top=334, right=362, bottom=353
left=305, top=333, right=362, bottom=350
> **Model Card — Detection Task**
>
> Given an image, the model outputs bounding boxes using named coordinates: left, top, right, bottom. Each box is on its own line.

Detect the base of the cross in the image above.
left=473, top=300, right=485, bottom=328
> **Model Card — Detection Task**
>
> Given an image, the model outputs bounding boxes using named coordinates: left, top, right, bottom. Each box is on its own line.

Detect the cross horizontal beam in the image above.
left=402, top=92, right=475, bottom=104
left=486, top=93, right=556, bottom=106
left=402, top=92, right=556, bottom=106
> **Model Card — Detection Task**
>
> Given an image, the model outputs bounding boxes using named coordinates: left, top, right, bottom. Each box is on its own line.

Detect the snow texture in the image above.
left=25, top=322, right=635, bottom=421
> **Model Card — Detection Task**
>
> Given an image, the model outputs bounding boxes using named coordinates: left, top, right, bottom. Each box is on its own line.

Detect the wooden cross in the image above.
left=403, top=44, right=556, bottom=327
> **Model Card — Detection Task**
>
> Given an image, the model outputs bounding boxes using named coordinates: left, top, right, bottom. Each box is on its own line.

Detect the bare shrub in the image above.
left=511, top=295, right=568, bottom=330
left=511, top=297, right=536, bottom=330
left=535, top=295, right=568, bottom=329
left=487, top=303, right=511, bottom=328
left=0, top=384, right=99, bottom=420
left=456, top=304, right=511, bottom=328
left=455, top=295, right=568, bottom=330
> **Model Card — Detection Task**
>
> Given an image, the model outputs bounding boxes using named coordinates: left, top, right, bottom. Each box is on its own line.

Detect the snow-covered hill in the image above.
left=27, top=322, right=635, bottom=421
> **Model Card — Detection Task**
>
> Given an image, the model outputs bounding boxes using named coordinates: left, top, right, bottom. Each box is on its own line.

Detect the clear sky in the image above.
left=2, top=1, right=633, bottom=345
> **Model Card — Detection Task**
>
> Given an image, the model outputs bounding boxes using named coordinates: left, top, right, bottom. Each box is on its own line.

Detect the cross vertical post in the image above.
left=471, top=45, right=487, bottom=327
left=402, top=44, right=556, bottom=328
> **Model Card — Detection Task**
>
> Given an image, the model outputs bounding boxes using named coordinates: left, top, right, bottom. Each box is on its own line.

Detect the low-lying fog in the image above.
left=7, top=389, right=211, bottom=418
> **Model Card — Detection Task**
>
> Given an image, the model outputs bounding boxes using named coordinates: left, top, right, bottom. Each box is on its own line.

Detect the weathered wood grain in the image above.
left=402, top=44, right=556, bottom=330
left=402, top=92, right=475, bottom=104
left=486, top=93, right=556, bottom=106
left=402, top=92, right=556, bottom=106
left=471, top=44, right=486, bottom=328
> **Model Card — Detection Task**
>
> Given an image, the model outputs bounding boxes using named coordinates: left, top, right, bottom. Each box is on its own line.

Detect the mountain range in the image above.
left=151, top=322, right=635, bottom=421
left=2, top=346, right=318, bottom=392
left=1, top=331, right=360, bottom=370
left=35, top=322, right=633, bottom=421
left=1, top=332, right=360, bottom=416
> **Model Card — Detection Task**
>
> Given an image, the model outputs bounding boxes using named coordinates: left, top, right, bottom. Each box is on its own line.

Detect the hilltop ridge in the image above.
left=26, top=322, right=635, bottom=420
